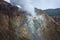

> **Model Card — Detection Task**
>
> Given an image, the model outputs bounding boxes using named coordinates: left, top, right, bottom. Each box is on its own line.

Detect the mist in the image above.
left=10, top=0, right=37, bottom=16
left=5, top=0, right=60, bottom=10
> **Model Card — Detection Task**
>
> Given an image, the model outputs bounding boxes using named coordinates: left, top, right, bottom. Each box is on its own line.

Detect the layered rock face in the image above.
left=0, top=1, right=60, bottom=40
left=0, top=1, right=31, bottom=40
left=52, top=16, right=60, bottom=24
left=35, top=8, right=60, bottom=40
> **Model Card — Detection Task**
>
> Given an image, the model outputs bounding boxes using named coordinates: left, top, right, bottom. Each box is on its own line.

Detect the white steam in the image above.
left=10, top=0, right=37, bottom=16
left=9, top=0, right=45, bottom=40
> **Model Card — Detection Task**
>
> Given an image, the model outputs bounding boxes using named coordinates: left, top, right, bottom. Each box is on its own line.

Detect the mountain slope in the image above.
left=44, top=8, right=60, bottom=16
left=0, top=1, right=60, bottom=40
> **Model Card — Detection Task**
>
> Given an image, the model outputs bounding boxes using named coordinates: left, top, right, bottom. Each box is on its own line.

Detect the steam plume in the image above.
left=10, top=0, right=41, bottom=40
left=10, top=0, right=37, bottom=16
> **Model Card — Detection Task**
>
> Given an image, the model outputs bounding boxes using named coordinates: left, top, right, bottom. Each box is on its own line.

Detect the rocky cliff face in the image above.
left=35, top=8, right=60, bottom=40
left=52, top=16, right=60, bottom=24
left=0, top=1, right=31, bottom=40
left=0, top=1, right=60, bottom=40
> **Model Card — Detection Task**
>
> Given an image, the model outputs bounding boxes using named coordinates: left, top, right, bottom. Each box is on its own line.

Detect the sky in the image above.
left=5, top=0, right=60, bottom=10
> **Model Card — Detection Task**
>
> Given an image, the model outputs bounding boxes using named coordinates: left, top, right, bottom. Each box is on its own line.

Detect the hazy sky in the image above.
left=5, top=0, right=60, bottom=10
left=32, top=0, right=60, bottom=10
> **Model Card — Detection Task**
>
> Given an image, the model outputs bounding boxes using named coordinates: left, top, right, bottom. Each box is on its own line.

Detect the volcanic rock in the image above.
left=0, top=1, right=60, bottom=40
